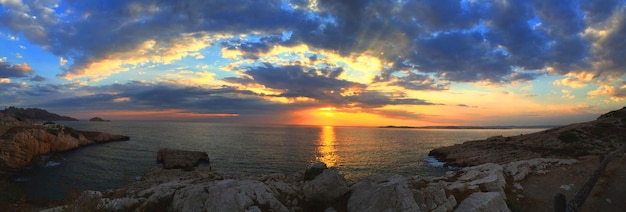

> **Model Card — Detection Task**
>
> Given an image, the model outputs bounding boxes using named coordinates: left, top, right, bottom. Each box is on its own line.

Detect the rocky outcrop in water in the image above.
left=156, top=148, right=210, bottom=170
left=429, top=107, right=626, bottom=167
left=0, top=113, right=129, bottom=175
left=51, top=158, right=577, bottom=212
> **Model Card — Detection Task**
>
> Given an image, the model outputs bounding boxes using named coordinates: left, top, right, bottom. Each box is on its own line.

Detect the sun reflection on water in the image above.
left=317, top=126, right=338, bottom=167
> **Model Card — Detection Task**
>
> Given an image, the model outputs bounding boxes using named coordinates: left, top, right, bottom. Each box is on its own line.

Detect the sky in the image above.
left=1, top=0, right=626, bottom=126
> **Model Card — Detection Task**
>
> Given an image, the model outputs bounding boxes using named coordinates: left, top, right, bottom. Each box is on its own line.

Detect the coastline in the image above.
left=47, top=107, right=624, bottom=211
left=3, top=107, right=626, bottom=211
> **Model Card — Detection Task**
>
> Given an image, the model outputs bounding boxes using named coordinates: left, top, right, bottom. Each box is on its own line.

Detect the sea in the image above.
left=13, top=121, right=544, bottom=200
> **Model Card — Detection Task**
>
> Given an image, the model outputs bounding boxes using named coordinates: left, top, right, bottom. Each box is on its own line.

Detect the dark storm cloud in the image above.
left=224, top=64, right=361, bottom=102
left=30, top=75, right=46, bottom=82
left=225, top=64, right=440, bottom=108
left=581, top=0, right=624, bottom=23
left=588, top=6, right=626, bottom=74
left=33, top=81, right=294, bottom=115
left=0, top=61, right=33, bottom=78
left=402, top=0, right=481, bottom=32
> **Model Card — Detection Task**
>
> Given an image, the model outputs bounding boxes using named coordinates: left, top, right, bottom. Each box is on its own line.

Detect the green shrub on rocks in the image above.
left=558, top=131, right=579, bottom=143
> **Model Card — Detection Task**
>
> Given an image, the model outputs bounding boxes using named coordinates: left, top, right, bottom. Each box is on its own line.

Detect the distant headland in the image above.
left=379, top=125, right=556, bottom=129
left=0, top=106, right=78, bottom=121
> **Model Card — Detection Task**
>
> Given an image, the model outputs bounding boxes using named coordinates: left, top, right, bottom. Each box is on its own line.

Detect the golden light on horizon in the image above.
left=318, top=107, right=336, bottom=117
left=317, top=125, right=337, bottom=167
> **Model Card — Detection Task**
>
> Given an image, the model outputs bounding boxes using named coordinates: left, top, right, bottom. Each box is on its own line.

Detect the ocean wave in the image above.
left=15, top=177, right=30, bottom=182
left=424, top=156, right=445, bottom=167
left=44, top=161, right=62, bottom=167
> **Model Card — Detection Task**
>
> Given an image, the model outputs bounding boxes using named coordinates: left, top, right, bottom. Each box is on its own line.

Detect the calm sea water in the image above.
left=14, top=121, right=543, bottom=200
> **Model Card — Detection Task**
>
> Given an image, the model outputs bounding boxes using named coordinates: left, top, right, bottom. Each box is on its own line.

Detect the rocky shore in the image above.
left=46, top=157, right=580, bottom=212
left=428, top=107, right=626, bottom=167
left=6, top=107, right=626, bottom=211
left=0, top=112, right=130, bottom=176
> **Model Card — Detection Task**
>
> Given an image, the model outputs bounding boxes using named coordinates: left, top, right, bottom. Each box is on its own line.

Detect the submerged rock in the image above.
left=156, top=148, right=210, bottom=170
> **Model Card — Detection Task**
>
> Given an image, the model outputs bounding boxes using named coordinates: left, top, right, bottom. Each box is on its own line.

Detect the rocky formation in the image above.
left=89, top=117, right=104, bottom=121
left=49, top=158, right=577, bottom=212
left=429, top=107, right=626, bottom=167
left=301, top=162, right=349, bottom=203
left=0, top=113, right=129, bottom=175
left=455, top=192, right=510, bottom=212
left=1, top=106, right=78, bottom=121
left=156, top=148, right=210, bottom=170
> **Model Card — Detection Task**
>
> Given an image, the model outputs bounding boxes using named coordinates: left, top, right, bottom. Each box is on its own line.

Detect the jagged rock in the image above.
left=101, top=197, right=143, bottom=211
left=156, top=148, right=210, bottom=170
left=503, top=158, right=577, bottom=181
left=171, top=179, right=288, bottom=212
left=412, top=181, right=457, bottom=212
left=454, top=192, right=510, bottom=212
left=304, top=161, right=327, bottom=180
left=348, top=175, right=421, bottom=212
left=446, top=163, right=507, bottom=200
left=302, top=168, right=349, bottom=203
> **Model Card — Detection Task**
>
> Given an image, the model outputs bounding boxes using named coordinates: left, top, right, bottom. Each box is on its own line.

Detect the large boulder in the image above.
left=348, top=175, right=421, bottom=212
left=302, top=167, right=349, bottom=203
left=454, top=192, right=510, bottom=212
left=156, top=148, right=210, bottom=170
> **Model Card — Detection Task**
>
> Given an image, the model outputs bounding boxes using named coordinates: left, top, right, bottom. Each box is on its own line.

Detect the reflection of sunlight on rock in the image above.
left=317, top=125, right=337, bottom=167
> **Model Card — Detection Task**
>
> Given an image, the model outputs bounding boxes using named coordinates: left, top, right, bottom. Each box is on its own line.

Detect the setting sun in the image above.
left=318, top=107, right=336, bottom=117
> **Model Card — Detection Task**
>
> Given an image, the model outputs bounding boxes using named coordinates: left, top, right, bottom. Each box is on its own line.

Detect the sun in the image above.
left=318, top=107, right=336, bottom=117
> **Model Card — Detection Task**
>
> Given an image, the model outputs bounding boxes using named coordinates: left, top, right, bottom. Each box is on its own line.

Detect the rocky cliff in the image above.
left=429, top=107, right=626, bottom=167
left=0, top=113, right=129, bottom=175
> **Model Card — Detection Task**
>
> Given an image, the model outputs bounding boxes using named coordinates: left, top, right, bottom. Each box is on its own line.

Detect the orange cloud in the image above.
left=60, top=33, right=232, bottom=81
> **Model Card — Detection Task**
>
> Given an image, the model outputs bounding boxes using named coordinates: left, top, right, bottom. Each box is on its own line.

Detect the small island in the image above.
left=89, top=117, right=110, bottom=122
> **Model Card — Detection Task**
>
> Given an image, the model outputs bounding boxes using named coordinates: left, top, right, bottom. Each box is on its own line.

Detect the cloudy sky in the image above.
left=1, top=0, right=625, bottom=126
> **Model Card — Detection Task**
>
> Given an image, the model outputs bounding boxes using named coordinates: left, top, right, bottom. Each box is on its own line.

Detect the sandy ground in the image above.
left=506, top=154, right=626, bottom=212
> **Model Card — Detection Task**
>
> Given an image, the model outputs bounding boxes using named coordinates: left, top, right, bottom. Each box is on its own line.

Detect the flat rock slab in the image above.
left=157, top=148, right=210, bottom=170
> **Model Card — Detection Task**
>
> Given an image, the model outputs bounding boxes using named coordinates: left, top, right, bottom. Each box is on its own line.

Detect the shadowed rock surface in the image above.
left=156, top=148, right=210, bottom=170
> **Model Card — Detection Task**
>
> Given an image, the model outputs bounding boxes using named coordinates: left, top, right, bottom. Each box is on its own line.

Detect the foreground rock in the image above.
left=156, top=148, right=210, bottom=170
left=301, top=162, right=349, bottom=203
left=50, top=158, right=579, bottom=212
left=429, top=107, right=626, bottom=167
left=0, top=113, right=129, bottom=175
left=455, top=192, right=510, bottom=212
